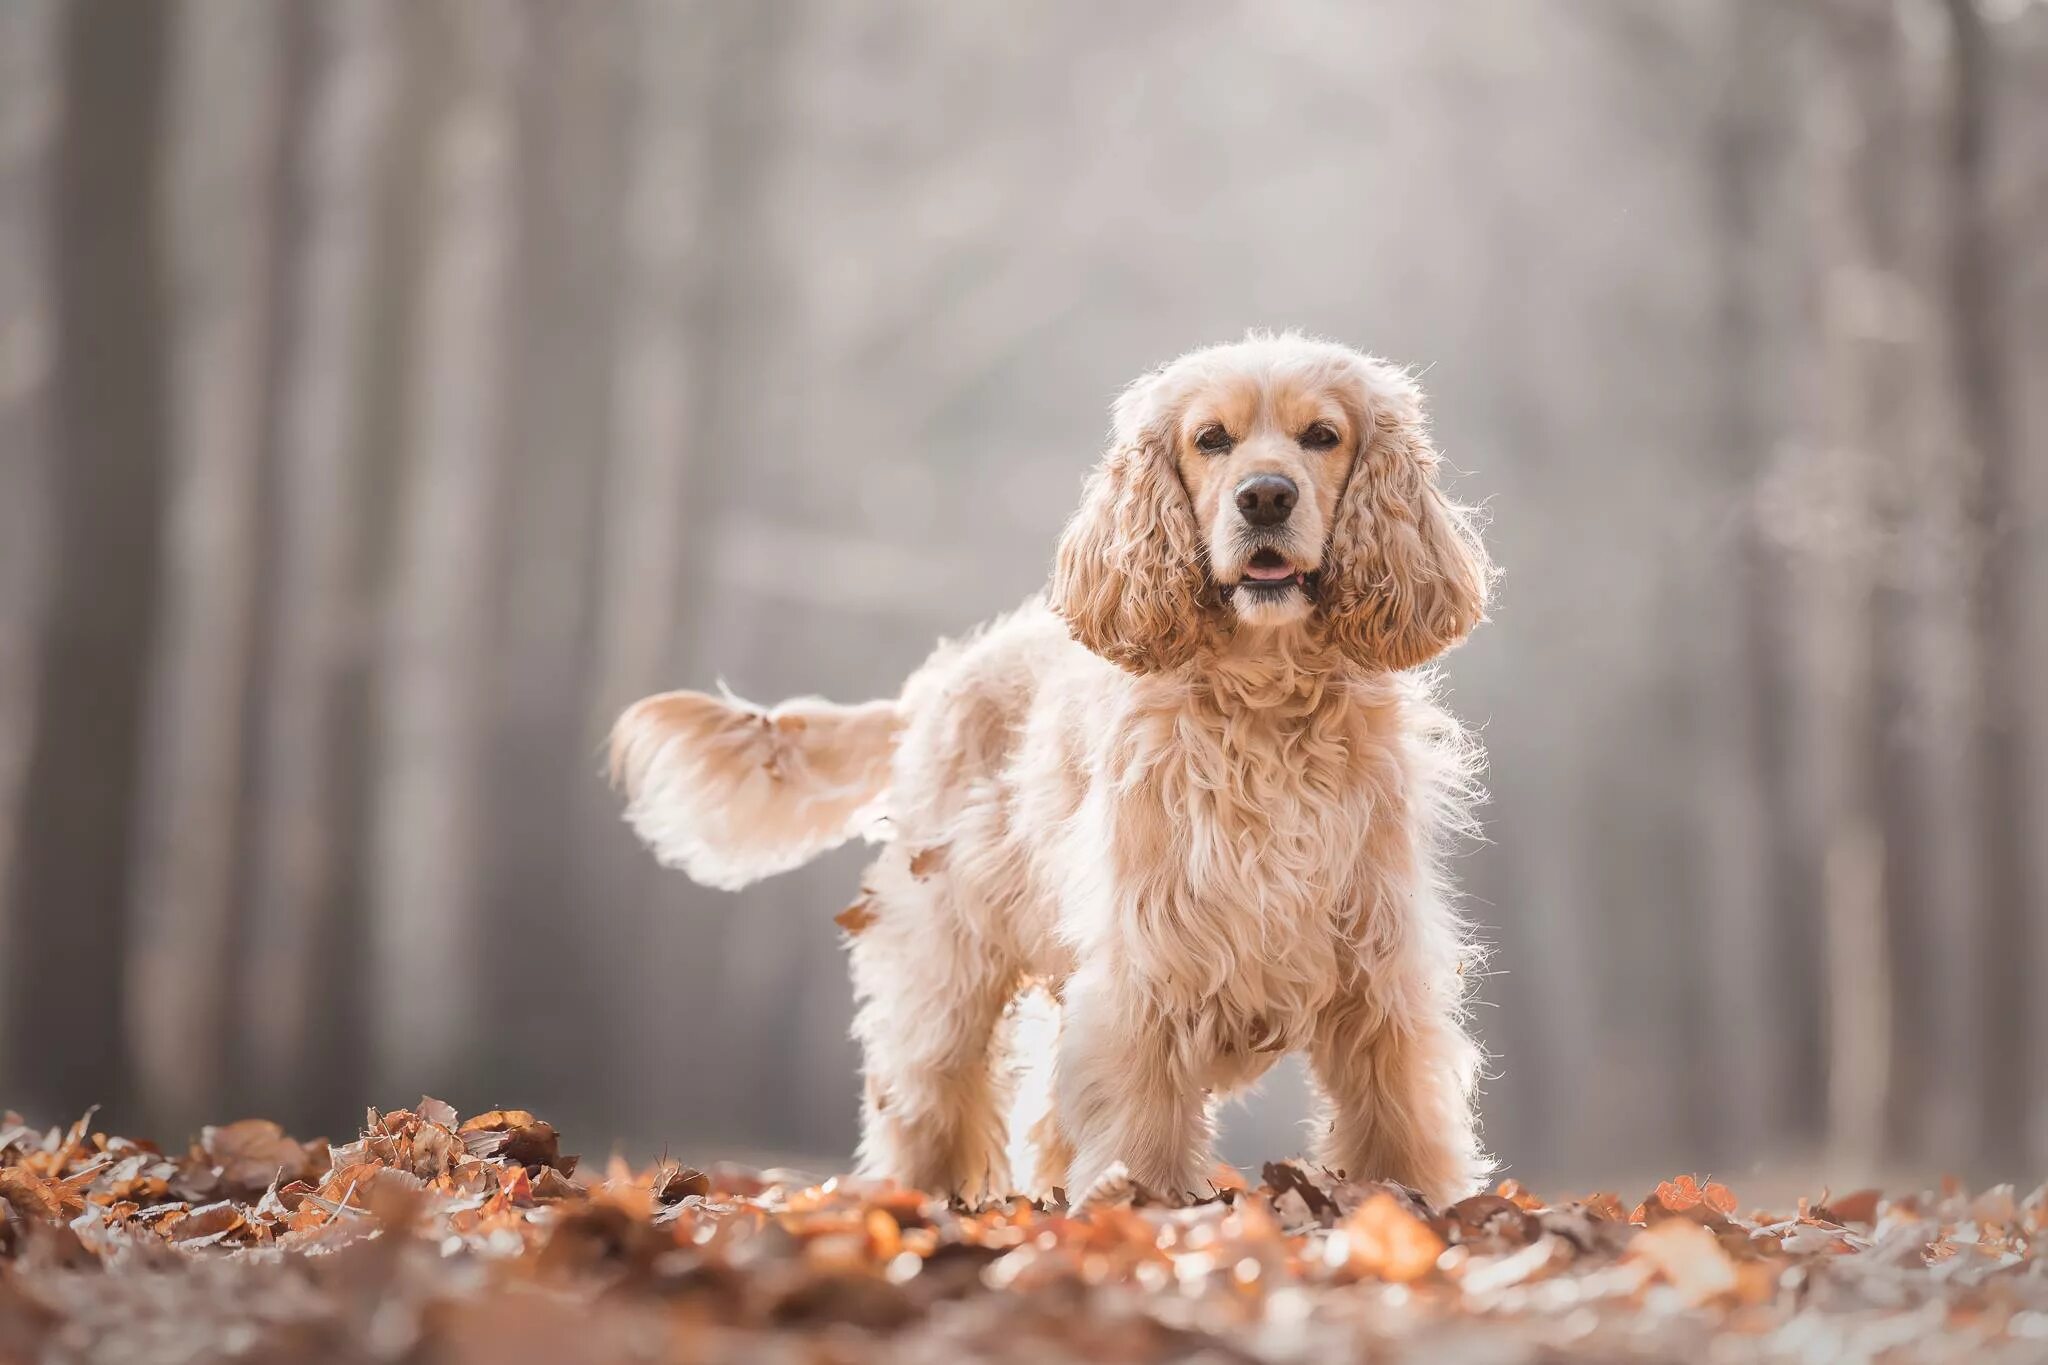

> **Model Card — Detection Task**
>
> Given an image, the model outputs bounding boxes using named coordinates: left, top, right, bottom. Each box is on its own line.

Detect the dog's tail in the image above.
left=609, top=687, right=902, bottom=891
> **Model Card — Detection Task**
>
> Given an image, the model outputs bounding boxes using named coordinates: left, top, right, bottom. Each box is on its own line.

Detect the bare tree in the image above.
left=1697, top=0, right=1806, bottom=1162
left=1806, top=0, right=1908, bottom=1174
left=1943, top=0, right=2034, bottom=1174
left=589, top=0, right=726, bottom=1144
left=124, top=0, right=286, bottom=1132
left=239, top=0, right=398, bottom=1112
left=4, top=0, right=172, bottom=1125
left=2010, top=14, right=2048, bottom=1172
left=589, top=3, right=716, bottom=724
left=474, top=1, right=630, bottom=1123
left=0, top=0, right=61, bottom=1082
left=368, top=0, right=523, bottom=1097
left=597, top=0, right=810, bottom=1146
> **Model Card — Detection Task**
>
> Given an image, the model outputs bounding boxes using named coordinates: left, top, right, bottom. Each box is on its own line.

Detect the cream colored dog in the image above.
left=612, top=334, right=1495, bottom=1206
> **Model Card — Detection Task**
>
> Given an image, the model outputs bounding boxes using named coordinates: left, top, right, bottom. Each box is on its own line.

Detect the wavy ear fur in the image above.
left=1322, top=365, right=1492, bottom=672
left=1048, top=381, right=1210, bottom=673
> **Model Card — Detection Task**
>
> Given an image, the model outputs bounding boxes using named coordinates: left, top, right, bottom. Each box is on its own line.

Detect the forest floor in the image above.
left=2, top=1101, right=2044, bottom=1364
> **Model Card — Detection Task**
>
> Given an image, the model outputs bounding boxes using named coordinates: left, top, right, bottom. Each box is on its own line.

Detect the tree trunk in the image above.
left=0, top=0, right=62, bottom=1085
left=367, top=0, right=522, bottom=1098
left=3, top=0, right=171, bottom=1127
left=473, top=1, right=628, bottom=1126
left=238, top=0, right=398, bottom=1117
left=124, top=0, right=286, bottom=1134
left=593, top=0, right=802, bottom=1146
left=585, top=0, right=722, bottom=1147
left=588, top=0, right=718, bottom=723
left=1698, top=0, right=1803, bottom=1164
left=1943, top=0, right=2034, bottom=1173
left=1856, top=22, right=1937, bottom=1169
left=1810, top=0, right=1906, bottom=1175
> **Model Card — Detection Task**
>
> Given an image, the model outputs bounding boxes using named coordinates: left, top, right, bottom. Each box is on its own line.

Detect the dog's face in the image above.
left=1050, top=334, right=1492, bottom=674
left=1167, top=368, right=1359, bottom=629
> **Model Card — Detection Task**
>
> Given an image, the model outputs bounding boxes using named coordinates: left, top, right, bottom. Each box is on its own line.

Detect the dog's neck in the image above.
left=1190, top=622, right=1349, bottom=714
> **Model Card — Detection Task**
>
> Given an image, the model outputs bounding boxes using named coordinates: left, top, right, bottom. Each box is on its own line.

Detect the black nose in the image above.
left=1234, top=474, right=1298, bottom=527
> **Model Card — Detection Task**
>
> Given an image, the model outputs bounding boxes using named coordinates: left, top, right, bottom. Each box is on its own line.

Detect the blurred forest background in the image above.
left=1, top=0, right=2046, bottom=1192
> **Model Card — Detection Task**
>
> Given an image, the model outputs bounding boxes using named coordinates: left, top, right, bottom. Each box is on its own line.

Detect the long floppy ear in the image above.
left=1047, top=379, right=1210, bottom=673
left=1322, top=364, right=1493, bottom=671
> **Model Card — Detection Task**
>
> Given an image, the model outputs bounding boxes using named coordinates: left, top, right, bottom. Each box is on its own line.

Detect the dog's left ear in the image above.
left=1321, top=363, right=1493, bottom=672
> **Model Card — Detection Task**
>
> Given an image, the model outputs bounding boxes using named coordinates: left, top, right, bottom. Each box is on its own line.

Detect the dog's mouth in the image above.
left=1228, top=547, right=1315, bottom=597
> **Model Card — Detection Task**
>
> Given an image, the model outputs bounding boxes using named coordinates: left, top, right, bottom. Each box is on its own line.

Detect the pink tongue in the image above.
left=1245, top=559, right=1295, bottom=582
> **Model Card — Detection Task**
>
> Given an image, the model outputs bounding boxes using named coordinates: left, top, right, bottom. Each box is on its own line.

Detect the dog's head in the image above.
left=1050, top=334, right=1493, bottom=674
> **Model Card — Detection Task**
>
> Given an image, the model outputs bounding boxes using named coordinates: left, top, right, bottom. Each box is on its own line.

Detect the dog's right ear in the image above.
left=1048, top=375, right=1209, bottom=673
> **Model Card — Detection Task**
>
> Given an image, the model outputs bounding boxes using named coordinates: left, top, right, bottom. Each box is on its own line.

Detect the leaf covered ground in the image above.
left=1, top=1102, right=2045, bottom=1363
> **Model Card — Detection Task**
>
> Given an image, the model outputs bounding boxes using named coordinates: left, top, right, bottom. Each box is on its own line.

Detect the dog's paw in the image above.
left=1071, top=1162, right=1144, bottom=1212
left=1071, top=1162, right=1199, bottom=1211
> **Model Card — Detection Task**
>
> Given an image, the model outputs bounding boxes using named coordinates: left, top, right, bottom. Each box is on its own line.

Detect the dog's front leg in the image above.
left=1307, top=981, right=1491, bottom=1208
left=1054, top=965, right=1210, bottom=1203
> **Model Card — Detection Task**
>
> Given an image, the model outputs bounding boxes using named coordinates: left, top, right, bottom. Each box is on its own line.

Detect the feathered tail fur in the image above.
left=609, top=688, right=902, bottom=891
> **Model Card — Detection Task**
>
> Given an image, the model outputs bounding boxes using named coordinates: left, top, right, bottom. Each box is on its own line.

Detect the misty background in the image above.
left=2, top=0, right=2045, bottom=1193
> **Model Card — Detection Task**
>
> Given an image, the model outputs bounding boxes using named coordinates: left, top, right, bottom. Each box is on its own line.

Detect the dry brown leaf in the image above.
left=1337, top=1192, right=1445, bottom=1283
left=7, top=1096, right=2043, bottom=1360
left=170, top=1201, right=245, bottom=1247
left=1634, top=1174, right=1738, bottom=1226
left=1813, top=1187, right=1882, bottom=1226
left=458, top=1110, right=539, bottom=1135
left=415, top=1096, right=459, bottom=1130
left=0, top=1169, right=65, bottom=1222
left=653, top=1165, right=710, bottom=1204
left=1582, top=1191, right=1629, bottom=1223
left=1631, top=1217, right=1738, bottom=1305
left=497, top=1165, right=533, bottom=1204
left=198, top=1119, right=320, bottom=1197
left=1261, top=1161, right=1340, bottom=1225
left=1493, top=1178, right=1547, bottom=1212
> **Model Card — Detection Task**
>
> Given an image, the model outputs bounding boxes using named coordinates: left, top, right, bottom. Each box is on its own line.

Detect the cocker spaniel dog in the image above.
left=611, top=333, right=1495, bottom=1206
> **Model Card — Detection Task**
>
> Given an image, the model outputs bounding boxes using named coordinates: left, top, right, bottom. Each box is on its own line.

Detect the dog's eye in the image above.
left=1193, top=425, right=1233, bottom=455
left=1300, top=422, right=1341, bottom=451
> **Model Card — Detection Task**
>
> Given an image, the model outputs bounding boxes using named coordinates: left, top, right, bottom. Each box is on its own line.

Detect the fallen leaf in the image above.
left=1260, top=1161, right=1339, bottom=1225
left=1813, top=1188, right=1882, bottom=1226
left=653, top=1166, right=710, bottom=1204
left=198, top=1119, right=321, bottom=1197
left=416, top=1096, right=459, bottom=1130
left=1631, top=1218, right=1738, bottom=1305
left=170, top=1201, right=245, bottom=1247
left=0, top=1169, right=65, bottom=1222
left=497, top=1165, right=533, bottom=1204
left=1634, top=1174, right=1737, bottom=1226
left=1337, top=1192, right=1445, bottom=1283
left=1582, top=1192, right=1629, bottom=1223
left=1208, top=1163, right=1248, bottom=1195
left=459, top=1110, right=539, bottom=1136
left=1446, top=1193, right=1541, bottom=1249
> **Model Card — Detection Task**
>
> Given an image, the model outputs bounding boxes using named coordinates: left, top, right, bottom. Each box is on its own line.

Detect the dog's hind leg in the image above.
left=848, top=853, right=1018, bottom=1200
left=1002, top=981, right=1071, bottom=1198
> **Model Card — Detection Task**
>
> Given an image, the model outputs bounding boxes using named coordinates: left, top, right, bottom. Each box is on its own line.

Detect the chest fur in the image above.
left=1105, top=690, right=1415, bottom=1027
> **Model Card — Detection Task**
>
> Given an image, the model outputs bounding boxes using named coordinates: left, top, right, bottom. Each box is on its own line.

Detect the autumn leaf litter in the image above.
left=0, top=1102, right=2044, bottom=1362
